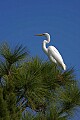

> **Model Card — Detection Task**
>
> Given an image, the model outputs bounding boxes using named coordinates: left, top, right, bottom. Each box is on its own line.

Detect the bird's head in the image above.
left=35, top=33, right=49, bottom=37
left=35, top=33, right=50, bottom=40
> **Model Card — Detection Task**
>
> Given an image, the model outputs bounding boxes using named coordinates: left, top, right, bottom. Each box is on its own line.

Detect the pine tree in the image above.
left=0, top=42, right=28, bottom=120
left=20, top=57, right=80, bottom=120
left=0, top=42, right=80, bottom=120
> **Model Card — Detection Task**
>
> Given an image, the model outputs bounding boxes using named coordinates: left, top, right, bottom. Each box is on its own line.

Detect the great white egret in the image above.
left=35, top=33, right=66, bottom=70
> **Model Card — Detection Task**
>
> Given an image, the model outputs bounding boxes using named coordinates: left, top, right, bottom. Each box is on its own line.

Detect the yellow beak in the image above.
left=35, top=34, right=43, bottom=36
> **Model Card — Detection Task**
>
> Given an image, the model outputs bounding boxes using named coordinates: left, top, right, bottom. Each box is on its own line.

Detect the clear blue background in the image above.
left=0, top=0, right=80, bottom=119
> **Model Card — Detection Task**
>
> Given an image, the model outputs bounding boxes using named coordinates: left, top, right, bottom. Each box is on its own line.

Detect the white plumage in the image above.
left=35, top=33, right=66, bottom=70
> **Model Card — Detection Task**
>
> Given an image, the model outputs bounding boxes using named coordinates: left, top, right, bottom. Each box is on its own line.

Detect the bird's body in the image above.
left=35, top=33, right=66, bottom=70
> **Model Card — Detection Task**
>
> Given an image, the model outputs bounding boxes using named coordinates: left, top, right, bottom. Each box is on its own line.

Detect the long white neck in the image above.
left=42, top=34, right=50, bottom=54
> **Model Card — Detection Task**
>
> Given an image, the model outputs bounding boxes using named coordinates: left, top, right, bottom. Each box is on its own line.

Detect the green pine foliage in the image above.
left=0, top=87, right=10, bottom=120
left=0, top=42, right=80, bottom=120
left=0, top=42, right=28, bottom=120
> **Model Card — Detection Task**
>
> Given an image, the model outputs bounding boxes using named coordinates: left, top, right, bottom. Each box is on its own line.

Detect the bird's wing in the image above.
left=48, top=46, right=64, bottom=64
left=48, top=54, right=57, bottom=63
left=49, top=46, right=61, bottom=55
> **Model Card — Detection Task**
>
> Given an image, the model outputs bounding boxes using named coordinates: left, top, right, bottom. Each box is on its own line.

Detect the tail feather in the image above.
left=62, top=63, right=66, bottom=70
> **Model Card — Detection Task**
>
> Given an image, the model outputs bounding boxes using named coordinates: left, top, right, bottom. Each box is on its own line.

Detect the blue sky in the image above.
left=0, top=0, right=80, bottom=119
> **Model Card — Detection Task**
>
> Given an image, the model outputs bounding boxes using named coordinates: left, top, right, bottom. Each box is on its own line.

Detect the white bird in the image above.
left=35, top=33, right=66, bottom=70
